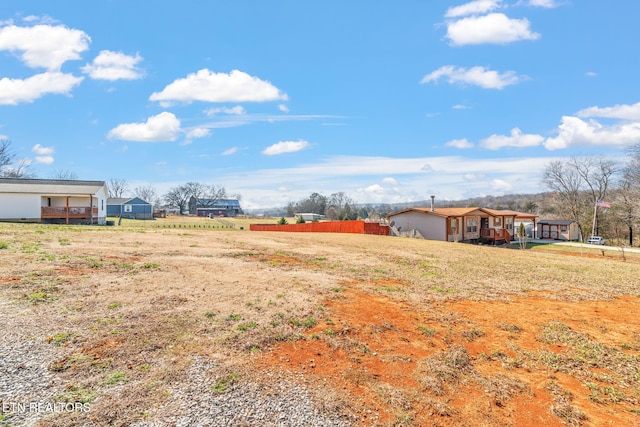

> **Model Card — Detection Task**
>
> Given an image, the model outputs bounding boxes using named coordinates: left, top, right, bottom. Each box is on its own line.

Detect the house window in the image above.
left=101, top=200, right=104, bottom=210
left=124, top=205, right=133, bottom=213
left=466, top=218, right=478, bottom=233
left=560, top=225, right=567, bottom=232
left=495, top=218, right=502, bottom=227
left=505, top=217, right=513, bottom=230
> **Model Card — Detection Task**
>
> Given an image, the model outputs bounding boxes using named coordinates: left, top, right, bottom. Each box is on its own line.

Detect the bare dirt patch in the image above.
left=1, top=224, right=639, bottom=426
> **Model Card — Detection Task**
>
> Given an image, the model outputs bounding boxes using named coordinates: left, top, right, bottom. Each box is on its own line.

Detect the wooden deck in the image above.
left=480, top=228, right=511, bottom=244
left=41, top=207, right=98, bottom=223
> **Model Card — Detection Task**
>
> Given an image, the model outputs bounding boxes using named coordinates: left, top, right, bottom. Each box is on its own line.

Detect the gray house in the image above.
left=188, top=197, right=242, bottom=217
left=107, top=197, right=153, bottom=220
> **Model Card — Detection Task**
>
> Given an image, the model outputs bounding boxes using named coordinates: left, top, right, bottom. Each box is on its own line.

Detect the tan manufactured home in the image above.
left=388, top=207, right=537, bottom=244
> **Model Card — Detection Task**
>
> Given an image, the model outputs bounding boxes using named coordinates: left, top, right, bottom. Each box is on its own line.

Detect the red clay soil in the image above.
left=258, top=279, right=640, bottom=426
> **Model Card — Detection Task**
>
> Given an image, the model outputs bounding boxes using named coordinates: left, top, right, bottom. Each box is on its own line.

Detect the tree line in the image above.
left=540, top=145, right=640, bottom=245
left=107, top=179, right=237, bottom=215
left=285, top=192, right=372, bottom=221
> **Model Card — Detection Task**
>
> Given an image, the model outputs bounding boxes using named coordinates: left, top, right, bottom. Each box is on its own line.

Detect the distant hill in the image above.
left=246, top=192, right=548, bottom=217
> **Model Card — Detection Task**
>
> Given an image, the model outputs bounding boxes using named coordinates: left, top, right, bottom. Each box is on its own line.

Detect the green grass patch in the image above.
left=104, top=371, right=128, bottom=386
left=54, top=384, right=97, bottom=404
left=211, top=372, right=239, bottom=393
left=48, top=332, right=72, bottom=345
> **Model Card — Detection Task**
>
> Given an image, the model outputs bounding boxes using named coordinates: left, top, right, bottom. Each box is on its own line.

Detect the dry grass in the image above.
left=1, top=222, right=640, bottom=426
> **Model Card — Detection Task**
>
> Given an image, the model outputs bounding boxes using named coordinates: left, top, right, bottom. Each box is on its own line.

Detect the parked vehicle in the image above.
left=586, top=236, right=606, bottom=245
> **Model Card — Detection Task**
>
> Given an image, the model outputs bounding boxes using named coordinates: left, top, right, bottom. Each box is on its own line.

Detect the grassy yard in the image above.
left=1, top=222, right=639, bottom=426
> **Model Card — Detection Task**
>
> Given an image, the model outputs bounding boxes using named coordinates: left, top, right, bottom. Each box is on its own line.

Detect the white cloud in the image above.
left=452, top=104, right=471, bottom=110
left=490, top=179, right=513, bottom=193
left=34, top=155, right=54, bottom=165
left=204, top=106, right=246, bottom=116
left=525, top=0, right=559, bottom=7
left=32, top=144, right=53, bottom=155
left=544, top=116, right=640, bottom=150
left=22, top=15, right=57, bottom=25
left=445, top=0, right=502, bottom=18
left=576, top=102, right=640, bottom=121
left=446, top=13, right=540, bottom=46
left=222, top=147, right=239, bottom=156
left=446, top=138, right=474, bottom=149
left=107, top=112, right=181, bottom=142
left=262, top=139, right=310, bottom=156
left=382, top=177, right=398, bottom=185
left=82, top=50, right=144, bottom=81
left=421, top=65, right=524, bottom=89
left=0, top=72, right=84, bottom=105
left=480, top=128, right=544, bottom=150
left=585, top=71, right=597, bottom=77
left=278, top=104, right=290, bottom=113
left=32, top=143, right=54, bottom=164
left=185, top=128, right=211, bottom=139
left=364, top=184, right=384, bottom=194
left=149, top=69, right=288, bottom=105
left=0, top=24, right=90, bottom=70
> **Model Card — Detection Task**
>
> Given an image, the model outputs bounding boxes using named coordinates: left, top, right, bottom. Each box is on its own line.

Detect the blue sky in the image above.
left=2, top=1, right=640, bottom=210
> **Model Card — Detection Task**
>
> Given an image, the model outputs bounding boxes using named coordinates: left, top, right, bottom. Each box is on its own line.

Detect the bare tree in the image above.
left=200, top=184, right=228, bottom=207
left=541, top=156, right=618, bottom=241
left=327, top=192, right=357, bottom=220
left=0, top=139, right=13, bottom=172
left=0, top=139, right=33, bottom=178
left=164, top=184, right=192, bottom=215
left=133, top=185, right=157, bottom=205
left=49, top=169, right=78, bottom=180
left=609, top=145, right=640, bottom=246
left=108, top=178, right=129, bottom=198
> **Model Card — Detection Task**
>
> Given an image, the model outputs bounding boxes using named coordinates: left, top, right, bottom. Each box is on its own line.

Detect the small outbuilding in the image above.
left=537, top=220, right=581, bottom=241
left=107, top=197, right=153, bottom=220
left=295, top=213, right=323, bottom=222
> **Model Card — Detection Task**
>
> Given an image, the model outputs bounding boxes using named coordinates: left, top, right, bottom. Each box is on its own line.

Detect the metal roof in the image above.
left=107, top=197, right=151, bottom=205
left=194, top=198, right=241, bottom=207
left=0, top=178, right=107, bottom=195
left=388, top=206, right=537, bottom=219
left=537, top=220, right=576, bottom=225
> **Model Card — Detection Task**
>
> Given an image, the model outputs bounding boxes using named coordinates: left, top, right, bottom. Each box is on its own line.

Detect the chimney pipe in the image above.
left=430, top=195, right=435, bottom=212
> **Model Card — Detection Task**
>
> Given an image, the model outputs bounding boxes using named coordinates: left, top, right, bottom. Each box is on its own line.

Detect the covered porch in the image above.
left=41, top=195, right=100, bottom=224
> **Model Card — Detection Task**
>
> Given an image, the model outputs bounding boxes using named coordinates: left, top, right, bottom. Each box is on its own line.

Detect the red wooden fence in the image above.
left=250, top=220, right=389, bottom=236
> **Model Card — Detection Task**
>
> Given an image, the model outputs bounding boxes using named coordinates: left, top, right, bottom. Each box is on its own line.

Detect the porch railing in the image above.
left=480, top=228, right=511, bottom=244
left=41, top=207, right=98, bottom=219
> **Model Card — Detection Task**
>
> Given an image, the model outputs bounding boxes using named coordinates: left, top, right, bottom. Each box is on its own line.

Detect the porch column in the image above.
left=66, top=196, right=69, bottom=224
left=90, top=195, right=93, bottom=225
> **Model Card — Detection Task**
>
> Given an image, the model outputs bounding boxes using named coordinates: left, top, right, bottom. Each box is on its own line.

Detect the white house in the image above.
left=295, top=212, right=323, bottom=222
left=0, top=178, right=109, bottom=225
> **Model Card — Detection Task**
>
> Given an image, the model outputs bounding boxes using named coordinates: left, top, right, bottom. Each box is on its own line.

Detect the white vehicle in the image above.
left=586, top=236, right=606, bottom=245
